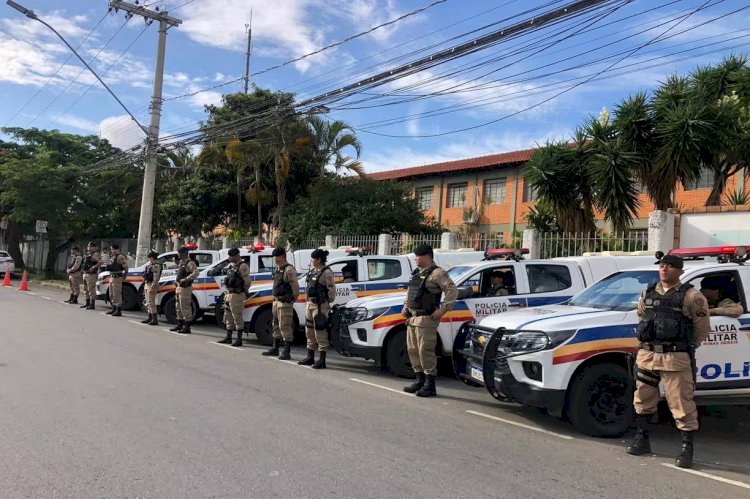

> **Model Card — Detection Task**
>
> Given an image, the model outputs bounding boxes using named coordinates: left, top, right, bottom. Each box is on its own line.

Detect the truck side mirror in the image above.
left=457, top=286, right=474, bottom=300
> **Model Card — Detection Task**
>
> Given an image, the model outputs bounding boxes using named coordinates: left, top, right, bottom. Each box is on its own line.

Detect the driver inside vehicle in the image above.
left=700, top=275, right=744, bottom=318
left=485, top=270, right=510, bottom=297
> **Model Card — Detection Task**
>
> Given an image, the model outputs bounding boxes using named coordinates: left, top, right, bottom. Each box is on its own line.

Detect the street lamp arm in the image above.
left=5, top=0, right=148, bottom=135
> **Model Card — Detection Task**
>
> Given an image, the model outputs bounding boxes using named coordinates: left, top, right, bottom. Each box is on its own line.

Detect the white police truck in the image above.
left=329, top=251, right=657, bottom=377
left=457, top=246, right=750, bottom=437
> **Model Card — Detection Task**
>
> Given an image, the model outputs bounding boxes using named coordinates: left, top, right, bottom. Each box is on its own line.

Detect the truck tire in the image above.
left=162, top=295, right=199, bottom=324
left=121, top=285, right=139, bottom=311
left=385, top=329, right=414, bottom=378
left=567, top=363, right=632, bottom=437
left=214, top=296, right=225, bottom=329
left=254, top=308, right=274, bottom=345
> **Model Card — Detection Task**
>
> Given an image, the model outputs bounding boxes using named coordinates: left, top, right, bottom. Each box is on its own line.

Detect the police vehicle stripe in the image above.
left=553, top=338, right=638, bottom=365
left=515, top=309, right=607, bottom=330
left=565, top=323, right=636, bottom=345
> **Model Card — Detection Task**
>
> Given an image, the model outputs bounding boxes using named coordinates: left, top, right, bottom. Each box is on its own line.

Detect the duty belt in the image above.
left=111, top=272, right=125, bottom=278
left=639, top=342, right=690, bottom=353
left=408, top=308, right=432, bottom=317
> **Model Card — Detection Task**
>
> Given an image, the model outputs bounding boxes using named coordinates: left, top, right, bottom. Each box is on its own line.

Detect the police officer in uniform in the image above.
left=80, top=242, right=101, bottom=310
left=106, top=244, right=129, bottom=317
left=700, top=275, right=743, bottom=318
left=298, top=249, right=336, bottom=369
left=262, top=247, right=299, bottom=360
left=141, top=251, right=162, bottom=326
left=626, top=254, right=710, bottom=469
left=402, top=244, right=458, bottom=397
left=217, top=248, right=252, bottom=347
left=65, top=246, right=83, bottom=304
left=171, top=246, right=200, bottom=334
left=485, top=270, right=510, bottom=297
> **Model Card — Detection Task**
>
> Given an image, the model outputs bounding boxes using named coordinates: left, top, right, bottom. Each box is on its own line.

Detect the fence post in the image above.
left=377, top=234, right=392, bottom=255
left=155, top=238, right=165, bottom=253
left=648, top=210, right=675, bottom=253
left=325, top=235, right=338, bottom=249
left=440, top=232, right=458, bottom=250
left=523, top=229, right=541, bottom=259
left=196, top=237, right=206, bottom=250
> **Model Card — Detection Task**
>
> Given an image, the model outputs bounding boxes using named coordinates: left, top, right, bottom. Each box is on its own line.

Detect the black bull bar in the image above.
left=453, top=323, right=551, bottom=400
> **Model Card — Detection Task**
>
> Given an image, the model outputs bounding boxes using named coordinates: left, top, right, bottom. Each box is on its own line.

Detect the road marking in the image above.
left=209, top=342, right=247, bottom=351
left=41, top=296, right=52, bottom=300
left=128, top=320, right=153, bottom=327
left=349, top=377, right=413, bottom=397
left=660, top=463, right=750, bottom=490
left=465, top=410, right=574, bottom=440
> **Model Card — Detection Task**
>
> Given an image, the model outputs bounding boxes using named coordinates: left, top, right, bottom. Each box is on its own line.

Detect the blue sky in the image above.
left=1, top=0, right=749, bottom=173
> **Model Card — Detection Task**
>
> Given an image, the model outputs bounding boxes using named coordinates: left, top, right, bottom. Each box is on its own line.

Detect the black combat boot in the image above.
left=80, top=299, right=90, bottom=309
left=261, top=338, right=281, bottom=356
left=105, top=304, right=116, bottom=315
left=626, top=414, right=653, bottom=456
left=70, top=295, right=78, bottom=304
left=675, top=431, right=695, bottom=468
left=148, top=314, right=159, bottom=326
left=64, top=293, right=73, bottom=303
left=180, top=321, right=192, bottom=334
left=278, top=340, right=292, bottom=360
left=298, top=349, right=315, bottom=366
left=141, top=314, right=152, bottom=324
left=217, top=329, right=233, bottom=344
left=169, top=320, right=183, bottom=332
left=111, top=306, right=122, bottom=317
left=403, top=372, right=426, bottom=393
left=416, top=375, right=437, bottom=397
left=86, top=301, right=96, bottom=310
left=231, top=330, right=243, bottom=347
left=311, top=351, right=327, bottom=369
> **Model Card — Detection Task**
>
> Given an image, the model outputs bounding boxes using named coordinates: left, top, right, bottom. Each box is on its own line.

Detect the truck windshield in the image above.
left=567, top=270, right=659, bottom=311
left=447, top=265, right=474, bottom=283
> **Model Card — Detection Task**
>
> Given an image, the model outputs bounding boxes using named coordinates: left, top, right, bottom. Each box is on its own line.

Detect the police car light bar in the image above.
left=184, top=242, right=198, bottom=250
left=345, top=246, right=371, bottom=256
left=244, top=243, right=266, bottom=253
left=485, top=248, right=529, bottom=256
left=668, top=246, right=749, bottom=258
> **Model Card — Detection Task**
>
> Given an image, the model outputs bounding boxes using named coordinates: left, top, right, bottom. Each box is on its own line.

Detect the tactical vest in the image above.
left=109, top=257, right=124, bottom=273
left=144, top=262, right=160, bottom=283
left=273, top=264, right=294, bottom=303
left=306, top=266, right=331, bottom=304
left=82, top=255, right=96, bottom=272
left=639, top=283, right=694, bottom=344
left=406, top=265, right=440, bottom=313
left=224, top=263, right=246, bottom=293
left=176, top=261, right=189, bottom=281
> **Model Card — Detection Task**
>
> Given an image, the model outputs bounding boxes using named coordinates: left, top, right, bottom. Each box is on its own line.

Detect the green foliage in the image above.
left=524, top=200, right=559, bottom=233
left=723, top=189, right=750, bottom=206
left=282, top=176, right=442, bottom=244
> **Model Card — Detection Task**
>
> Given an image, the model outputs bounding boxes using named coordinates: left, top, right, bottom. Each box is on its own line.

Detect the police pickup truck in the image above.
left=96, top=247, right=221, bottom=311
left=243, top=249, right=486, bottom=345
left=330, top=251, right=656, bottom=377
left=458, top=246, right=750, bottom=437
left=154, top=246, right=350, bottom=324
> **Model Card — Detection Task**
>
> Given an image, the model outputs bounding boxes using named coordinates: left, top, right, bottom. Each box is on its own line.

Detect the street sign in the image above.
left=35, top=220, right=48, bottom=234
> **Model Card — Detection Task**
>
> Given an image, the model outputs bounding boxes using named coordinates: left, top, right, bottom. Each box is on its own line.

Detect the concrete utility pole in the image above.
left=109, top=1, right=181, bottom=266
left=243, top=11, right=253, bottom=94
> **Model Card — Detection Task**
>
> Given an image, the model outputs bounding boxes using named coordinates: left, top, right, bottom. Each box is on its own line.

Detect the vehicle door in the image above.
left=253, top=254, right=276, bottom=286
left=363, top=257, right=410, bottom=298
left=522, top=262, right=581, bottom=307
left=190, top=251, right=216, bottom=270
left=205, top=256, right=252, bottom=306
left=686, top=269, right=750, bottom=393
left=318, top=259, right=363, bottom=305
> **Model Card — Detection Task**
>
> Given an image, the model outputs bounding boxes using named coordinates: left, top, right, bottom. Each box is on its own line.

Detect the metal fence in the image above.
left=336, top=235, right=380, bottom=250
left=540, top=230, right=649, bottom=259
left=292, top=238, right=326, bottom=250
left=457, top=233, right=508, bottom=251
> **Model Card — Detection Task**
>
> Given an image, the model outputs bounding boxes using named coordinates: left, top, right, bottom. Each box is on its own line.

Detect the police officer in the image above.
left=626, top=254, right=710, bottom=469
left=65, top=246, right=83, bottom=304
left=141, top=251, right=162, bottom=326
left=171, top=246, right=200, bottom=334
left=700, top=275, right=743, bottom=318
left=217, top=248, right=252, bottom=347
left=262, top=247, right=299, bottom=360
left=485, top=270, right=509, bottom=297
left=298, top=249, right=336, bottom=369
left=106, top=244, right=129, bottom=317
left=402, top=244, right=458, bottom=397
left=80, top=242, right=101, bottom=310
left=341, top=264, right=356, bottom=283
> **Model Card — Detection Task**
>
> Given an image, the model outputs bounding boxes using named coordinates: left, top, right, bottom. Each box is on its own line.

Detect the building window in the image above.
left=685, top=167, right=715, bottom=191
left=522, top=180, right=537, bottom=202
left=483, top=178, right=506, bottom=204
left=446, top=182, right=468, bottom=208
left=416, top=187, right=433, bottom=210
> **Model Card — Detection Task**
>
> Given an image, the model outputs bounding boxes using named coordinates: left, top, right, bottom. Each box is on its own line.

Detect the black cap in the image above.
left=660, top=254, right=683, bottom=269
left=413, top=244, right=434, bottom=256
left=272, top=247, right=286, bottom=257
left=147, top=251, right=159, bottom=258
left=490, top=270, right=506, bottom=279
left=342, top=263, right=356, bottom=272
left=177, top=246, right=189, bottom=254
left=311, top=248, right=329, bottom=259
left=88, top=241, right=98, bottom=247
left=110, top=244, right=119, bottom=250
left=700, top=275, right=729, bottom=290
left=227, top=247, right=240, bottom=257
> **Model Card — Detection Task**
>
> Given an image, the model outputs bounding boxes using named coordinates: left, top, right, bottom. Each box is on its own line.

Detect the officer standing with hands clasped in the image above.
left=80, top=242, right=101, bottom=310
left=218, top=248, right=252, bottom=347
left=262, top=247, right=299, bottom=360
left=626, top=254, right=710, bottom=469
left=65, top=246, right=83, bottom=304
left=171, top=246, right=200, bottom=334
left=298, top=248, right=336, bottom=369
left=402, top=244, right=458, bottom=397
left=106, top=244, right=129, bottom=317
left=141, top=251, right=162, bottom=326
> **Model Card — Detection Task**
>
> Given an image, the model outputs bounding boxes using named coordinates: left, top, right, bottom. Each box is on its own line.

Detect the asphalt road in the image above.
left=1, top=284, right=749, bottom=498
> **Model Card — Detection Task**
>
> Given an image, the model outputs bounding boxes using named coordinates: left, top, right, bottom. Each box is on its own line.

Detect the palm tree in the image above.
left=306, top=116, right=364, bottom=176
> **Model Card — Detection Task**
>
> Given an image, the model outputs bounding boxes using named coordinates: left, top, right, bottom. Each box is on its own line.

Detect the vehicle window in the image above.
left=329, top=260, right=359, bottom=283
left=479, top=266, right=515, bottom=297
left=367, top=259, right=402, bottom=281
left=0, top=251, right=9, bottom=257
left=447, top=265, right=474, bottom=283
left=568, top=270, right=658, bottom=311
left=258, top=256, right=275, bottom=272
left=191, top=253, right=214, bottom=267
left=688, top=271, right=745, bottom=312
left=526, top=264, right=573, bottom=294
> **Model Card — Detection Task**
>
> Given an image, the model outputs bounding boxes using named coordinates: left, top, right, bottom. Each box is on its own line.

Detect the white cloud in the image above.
left=55, top=114, right=100, bottom=133
left=99, top=115, right=146, bottom=150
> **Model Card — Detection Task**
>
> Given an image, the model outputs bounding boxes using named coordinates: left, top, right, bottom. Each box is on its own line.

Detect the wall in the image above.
left=678, top=207, right=750, bottom=248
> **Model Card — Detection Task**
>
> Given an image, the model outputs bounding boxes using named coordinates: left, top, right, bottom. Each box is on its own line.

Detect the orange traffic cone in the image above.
left=18, top=270, right=29, bottom=291
left=2, top=271, right=10, bottom=287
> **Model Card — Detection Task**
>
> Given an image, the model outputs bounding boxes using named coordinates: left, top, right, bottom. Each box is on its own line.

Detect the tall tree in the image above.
left=306, top=116, right=364, bottom=176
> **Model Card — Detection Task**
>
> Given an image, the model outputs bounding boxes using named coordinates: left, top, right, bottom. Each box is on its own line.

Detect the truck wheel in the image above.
left=385, top=329, right=414, bottom=378
left=254, top=308, right=274, bottom=345
left=567, top=363, right=632, bottom=437
left=163, top=295, right=178, bottom=324
left=214, top=298, right=225, bottom=329
left=121, top=285, right=139, bottom=311
left=137, top=286, right=146, bottom=312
